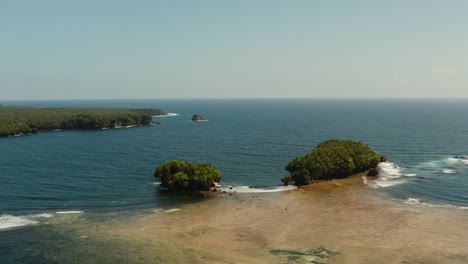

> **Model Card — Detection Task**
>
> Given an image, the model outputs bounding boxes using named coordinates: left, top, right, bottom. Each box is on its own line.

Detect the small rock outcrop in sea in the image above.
left=191, top=114, right=205, bottom=121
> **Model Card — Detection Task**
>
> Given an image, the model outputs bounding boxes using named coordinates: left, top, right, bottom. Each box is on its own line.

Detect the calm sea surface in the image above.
left=1, top=99, right=468, bottom=262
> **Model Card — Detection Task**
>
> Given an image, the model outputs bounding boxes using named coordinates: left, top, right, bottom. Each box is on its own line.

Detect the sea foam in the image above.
left=404, top=198, right=423, bottom=205
left=403, top=198, right=468, bottom=210
left=153, top=113, right=178, bottom=117
left=447, top=157, right=460, bottom=163
left=221, top=185, right=297, bottom=193
left=0, top=210, right=85, bottom=231
left=370, top=162, right=406, bottom=188
left=448, top=156, right=468, bottom=165
left=55, top=210, right=84, bottom=214
left=0, top=214, right=38, bottom=230
left=30, top=213, right=54, bottom=218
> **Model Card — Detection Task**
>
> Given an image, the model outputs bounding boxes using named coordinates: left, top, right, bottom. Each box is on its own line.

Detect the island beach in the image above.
left=69, top=175, right=468, bottom=264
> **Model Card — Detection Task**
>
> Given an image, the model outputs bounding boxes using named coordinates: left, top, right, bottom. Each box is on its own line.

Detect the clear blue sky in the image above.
left=1, top=1, right=467, bottom=100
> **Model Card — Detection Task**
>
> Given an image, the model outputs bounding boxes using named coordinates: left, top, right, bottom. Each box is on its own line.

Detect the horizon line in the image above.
left=2, top=97, right=468, bottom=102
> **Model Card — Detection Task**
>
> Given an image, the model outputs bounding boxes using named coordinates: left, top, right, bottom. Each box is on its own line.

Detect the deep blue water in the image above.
left=1, top=99, right=468, bottom=262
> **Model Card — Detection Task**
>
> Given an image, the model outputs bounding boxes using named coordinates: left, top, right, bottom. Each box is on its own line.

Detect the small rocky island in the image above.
left=281, top=139, right=381, bottom=186
left=191, top=114, right=205, bottom=121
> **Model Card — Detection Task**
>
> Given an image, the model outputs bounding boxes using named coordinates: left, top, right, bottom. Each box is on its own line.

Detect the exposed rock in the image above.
left=270, top=246, right=339, bottom=263
left=367, top=168, right=379, bottom=176
left=191, top=114, right=205, bottom=121
left=380, top=156, right=387, bottom=162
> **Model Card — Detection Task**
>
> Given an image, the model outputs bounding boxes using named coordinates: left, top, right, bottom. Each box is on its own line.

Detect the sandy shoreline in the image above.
left=73, top=175, right=468, bottom=263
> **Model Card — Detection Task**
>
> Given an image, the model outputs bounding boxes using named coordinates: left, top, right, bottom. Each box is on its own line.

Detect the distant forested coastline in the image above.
left=0, top=106, right=165, bottom=137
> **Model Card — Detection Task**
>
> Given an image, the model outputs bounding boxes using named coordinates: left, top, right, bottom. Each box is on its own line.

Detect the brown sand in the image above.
left=75, top=176, right=468, bottom=263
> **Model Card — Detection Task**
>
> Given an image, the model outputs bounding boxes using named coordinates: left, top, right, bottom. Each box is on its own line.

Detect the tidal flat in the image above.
left=50, top=175, right=468, bottom=264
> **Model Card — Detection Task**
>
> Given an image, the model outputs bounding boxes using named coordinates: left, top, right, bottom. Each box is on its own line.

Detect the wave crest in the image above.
left=220, top=185, right=297, bottom=193
left=153, top=113, right=178, bottom=117
left=0, top=214, right=38, bottom=230
left=367, top=162, right=406, bottom=188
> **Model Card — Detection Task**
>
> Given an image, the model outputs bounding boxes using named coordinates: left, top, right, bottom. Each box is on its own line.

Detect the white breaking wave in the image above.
left=447, top=157, right=460, bottom=163
left=153, top=113, right=178, bottom=117
left=370, top=162, right=406, bottom=188
left=403, top=173, right=417, bottom=177
left=404, top=198, right=468, bottom=210
left=370, top=179, right=406, bottom=188
left=55, top=210, right=84, bottom=214
left=220, top=185, right=297, bottom=193
left=379, top=162, right=402, bottom=178
left=404, top=198, right=423, bottom=205
left=416, top=156, right=467, bottom=175
left=0, top=210, right=86, bottom=231
left=165, top=208, right=180, bottom=213
left=419, top=158, right=452, bottom=169
left=0, top=215, right=38, bottom=230
left=447, top=156, right=468, bottom=165
left=30, top=213, right=54, bottom=218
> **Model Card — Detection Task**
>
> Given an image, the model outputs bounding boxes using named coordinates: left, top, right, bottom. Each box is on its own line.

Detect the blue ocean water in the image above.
left=1, top=99, right=468, bottom=262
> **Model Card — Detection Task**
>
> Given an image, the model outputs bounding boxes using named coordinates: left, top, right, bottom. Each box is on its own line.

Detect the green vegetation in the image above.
left=280, top=175, right=292, bottom=186
left=0, top=106, right=165, bottom=137
left=154, top=160, right=221, bottom=191
left=283, top=139, right=380, bottom=186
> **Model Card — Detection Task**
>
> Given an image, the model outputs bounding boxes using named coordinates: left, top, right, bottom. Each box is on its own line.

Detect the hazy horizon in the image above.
left=1, top=1, right=467, bottom=100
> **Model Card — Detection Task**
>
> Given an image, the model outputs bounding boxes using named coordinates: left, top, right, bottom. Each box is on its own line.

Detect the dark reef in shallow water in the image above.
left=270, top=246, right=340, bottom=263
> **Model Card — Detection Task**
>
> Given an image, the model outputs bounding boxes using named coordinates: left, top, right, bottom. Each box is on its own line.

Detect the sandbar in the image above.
left=72, top=175, right=468, bottom=263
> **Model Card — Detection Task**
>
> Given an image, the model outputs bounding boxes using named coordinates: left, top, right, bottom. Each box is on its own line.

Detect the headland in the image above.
left=0, top=106, right=165, bottom=137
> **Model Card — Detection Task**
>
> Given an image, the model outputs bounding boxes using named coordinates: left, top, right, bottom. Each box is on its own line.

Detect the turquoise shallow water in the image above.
left=1, top=99, right=468, bottom=262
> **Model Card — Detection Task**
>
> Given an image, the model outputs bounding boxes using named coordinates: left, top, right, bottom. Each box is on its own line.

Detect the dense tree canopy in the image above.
left=283, top=139, right=380, bottom=186
left=154, top=160, right=221, bottom=191
left=0, top=106, right=164, bottom=137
